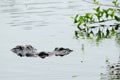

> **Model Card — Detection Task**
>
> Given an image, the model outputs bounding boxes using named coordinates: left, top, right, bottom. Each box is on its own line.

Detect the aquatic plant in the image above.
left=72, top=1, right=120, bottom=43
left=93, top=0, right=99, bottom=4
left=112, top=0, right=119, bottom=7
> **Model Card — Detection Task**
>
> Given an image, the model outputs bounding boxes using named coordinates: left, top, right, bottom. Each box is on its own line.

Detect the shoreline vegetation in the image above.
left=72, top=0, right=120, bottom=44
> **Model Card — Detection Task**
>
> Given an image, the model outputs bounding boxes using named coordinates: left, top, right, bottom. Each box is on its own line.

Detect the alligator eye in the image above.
left=59, top=48, right=64, bottom=51
left=54, top=47, right=58, bottom=51
left=18, top=53, right=23, bottom=57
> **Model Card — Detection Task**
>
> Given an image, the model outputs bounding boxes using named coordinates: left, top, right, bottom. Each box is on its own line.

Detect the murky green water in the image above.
left=0, top=0, right=120, bottom=80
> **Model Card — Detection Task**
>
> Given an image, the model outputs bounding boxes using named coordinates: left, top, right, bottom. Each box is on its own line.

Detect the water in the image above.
left=0, top=0, right=120, bottom=80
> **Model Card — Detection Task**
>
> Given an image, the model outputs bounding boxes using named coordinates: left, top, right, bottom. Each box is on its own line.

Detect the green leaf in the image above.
left=93, top=0, right=96, bottom=3
left=112, top=0, right=118, bottom=7
left=95, top=2, right=99, bottom=4
left=97, top=28, right=102, bottom=38
left=110, top=11, right=114, bottom=18
left=115, top=24, right=119, bottom=30
left=102, top=32, right=105, bottom=38
left=85, top=13, right=92, bottom=18
left=94, top=6, right=100, bottom=12
left=90, top=30, right=94, bottom=35
left=74, top=14, right=79, bottom=23
left=77, top=26, right=82, bottom=31
left=111, top=28, right=115, bottom=35
left=108, top=8, right=115, bottom=18
left=83, top=23, right=87, bottom=26
left=86, top=33, right=90, bottom=38
left=77, top=22, right=81, bottom=27
left=75, top=31, right=79, bottom=39
left=79, top=32, right=84, bottom=38
left=106, top=28, right=110, bottom=38
left=79, top=16, right=85, bottom=23
left=96, top=36, right=101, bottom=42
left=115, top=16, right=120, bottom=22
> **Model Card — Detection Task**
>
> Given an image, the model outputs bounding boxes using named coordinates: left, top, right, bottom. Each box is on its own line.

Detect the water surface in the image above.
left=0, top=0, right=120, bottom=80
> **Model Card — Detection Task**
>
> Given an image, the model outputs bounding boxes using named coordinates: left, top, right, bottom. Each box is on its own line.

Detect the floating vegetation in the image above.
left=11, top=45, right=73, bottom=59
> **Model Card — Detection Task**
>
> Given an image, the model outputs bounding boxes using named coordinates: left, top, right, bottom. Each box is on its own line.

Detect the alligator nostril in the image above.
left=58, top=47, right=64, bottom=51
left=54, top=47, right=58, bottom=51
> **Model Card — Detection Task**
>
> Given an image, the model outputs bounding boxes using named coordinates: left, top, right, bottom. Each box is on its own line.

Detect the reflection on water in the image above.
left=0, top=0, right=86, bottom=30
left=100, top=57, right=120, bottom=80
left=116, top=33, right=120, bottom=47
left=0, top=0, right=16, bottom=6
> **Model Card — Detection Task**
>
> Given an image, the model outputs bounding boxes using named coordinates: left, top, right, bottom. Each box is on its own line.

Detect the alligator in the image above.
left=11, top=45, right=73, bottom=59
